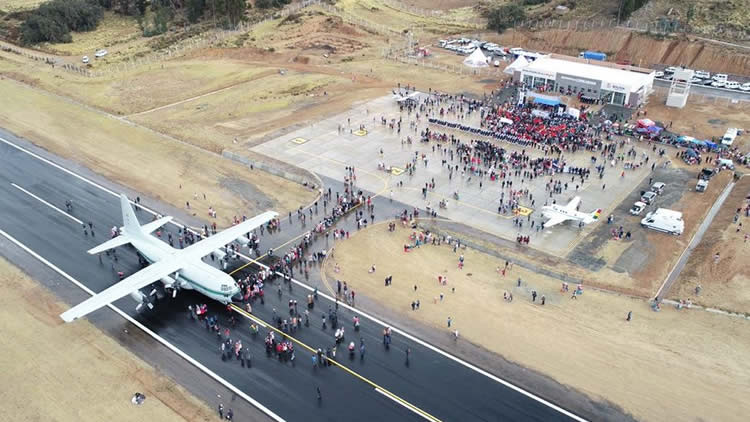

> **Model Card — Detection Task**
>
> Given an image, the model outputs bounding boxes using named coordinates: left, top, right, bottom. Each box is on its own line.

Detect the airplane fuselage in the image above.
left=131, top=235, right=240, bottom=304
left=541, top=205, right=589, bottom=222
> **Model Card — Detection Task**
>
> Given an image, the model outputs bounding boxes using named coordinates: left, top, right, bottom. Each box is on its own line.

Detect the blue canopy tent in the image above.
left=688, top=138, right=706, bottom=147
left=533, top=97, right=560, bottom=106
left=684, top=148, right=699, bottom=158
left=704, top=141, right=719, bottom=150
left=646, top=125, right=663, bottom=134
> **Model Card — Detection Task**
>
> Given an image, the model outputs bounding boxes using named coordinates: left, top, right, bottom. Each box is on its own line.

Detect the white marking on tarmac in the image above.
left=248, top=251, right=588, bottom=422
left=0, top=227, right=285, bottom=422
left=11, top=183, right=84, bottom=225
left=0, top=135, right=587, bottom=421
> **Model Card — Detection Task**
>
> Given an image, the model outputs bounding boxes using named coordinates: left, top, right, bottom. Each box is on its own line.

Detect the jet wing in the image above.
left=564, top=196, right=581, bottom=211
left=544, top=214, right=570, bottom=228
left=180, top=211, right=278, bottom=261
left=60, top=257, right=184, bottom=322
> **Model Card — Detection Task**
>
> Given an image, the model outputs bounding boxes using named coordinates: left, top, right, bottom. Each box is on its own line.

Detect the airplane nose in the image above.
left=231, top=291, right=244, bottom=303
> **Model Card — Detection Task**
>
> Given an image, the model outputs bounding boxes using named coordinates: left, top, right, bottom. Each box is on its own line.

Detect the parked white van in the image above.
left=721, top=128, right=738, bottom=146
left=718, top=158, right=735, bottom=169
left=712, top=73, right=728, bottom=82
left=641, top=208, right=684, bottom=235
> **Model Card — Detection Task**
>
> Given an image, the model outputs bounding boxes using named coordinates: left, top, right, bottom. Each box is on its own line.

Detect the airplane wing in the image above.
left=62, top=210, right=277, bottom=322
left=544, top=214, right=570, bottom=228
left=180, top=211, right=278, bottom=261
left=60, top=257, right=184, bottom=322
left=564, top=196, right=581, bottom=211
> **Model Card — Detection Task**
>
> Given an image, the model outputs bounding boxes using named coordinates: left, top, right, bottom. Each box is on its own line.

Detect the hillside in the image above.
left=519, top=0, right=750, bottom=40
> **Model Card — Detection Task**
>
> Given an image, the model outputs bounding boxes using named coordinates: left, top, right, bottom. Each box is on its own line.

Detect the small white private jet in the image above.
left=392, top=90, right=420, bottom=102
left=540, top=196, right=602, bottom=229
left=60, top=194, right=277, bottom=322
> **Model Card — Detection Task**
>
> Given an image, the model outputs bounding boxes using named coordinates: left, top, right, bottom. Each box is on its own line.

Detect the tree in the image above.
left=686, top=4, right=695, bottom=24
left=187, top=0, right=206, bottom=23
left=20, top=0, right=104, bottom=44
left=486, top=3, right=526, bottom=33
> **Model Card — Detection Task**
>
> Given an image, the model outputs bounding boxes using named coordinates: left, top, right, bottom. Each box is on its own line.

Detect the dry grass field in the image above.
left=1, top=0, right=45, bottom=12
left=324, top=223, right=750, bottom=422
left=41, top=12, right=143, bottom=58
left=0, top=77, right=315, bottom=227
left=672, top=176, right=750, bottom=313
left=0, top=258, right=214, bottom=422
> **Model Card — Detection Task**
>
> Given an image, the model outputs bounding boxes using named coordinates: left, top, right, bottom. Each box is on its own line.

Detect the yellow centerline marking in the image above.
left=230, top=304, right=441, bottom=422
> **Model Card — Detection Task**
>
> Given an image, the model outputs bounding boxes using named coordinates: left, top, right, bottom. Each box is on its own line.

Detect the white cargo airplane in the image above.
left=540, top=196, right=602, bottom=228
left=61, top=194, right=277, bottom=322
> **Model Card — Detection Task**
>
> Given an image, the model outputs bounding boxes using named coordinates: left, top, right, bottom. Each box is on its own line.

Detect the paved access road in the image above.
left=0, top=129, right=581, bottom=422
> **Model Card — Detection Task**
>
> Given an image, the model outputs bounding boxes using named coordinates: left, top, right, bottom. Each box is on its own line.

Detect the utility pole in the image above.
left=617, top=0, right=624, bottom=25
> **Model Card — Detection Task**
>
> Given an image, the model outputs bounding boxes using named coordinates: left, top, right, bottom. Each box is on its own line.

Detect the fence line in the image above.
left=382, top=47, right=506, bottom=79
left=651, top=85, right=750, bottom=109
left=0, top=0, right=323, bottom=79
left=513, top=17, right=749, bottom=44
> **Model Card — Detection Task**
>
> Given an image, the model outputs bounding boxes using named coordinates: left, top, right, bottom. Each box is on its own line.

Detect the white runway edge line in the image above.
left=0, top=228, right=286, bottom=422
left=244, top=251, right=589, bottom=422
left=1, top=135, right=588, bottom=422
left=0, top=136, right=286, bottom=421
left=12, top=183, right=84, bottom=225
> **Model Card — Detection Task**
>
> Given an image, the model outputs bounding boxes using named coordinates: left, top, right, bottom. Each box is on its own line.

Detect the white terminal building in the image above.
left=510, top=54, right=656, bottom=107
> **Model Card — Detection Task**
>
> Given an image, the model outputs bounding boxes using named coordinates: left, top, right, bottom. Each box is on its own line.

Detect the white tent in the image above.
left=503, top=55, right=529, bottom=75
left=463, top=48, right=489, bottom=68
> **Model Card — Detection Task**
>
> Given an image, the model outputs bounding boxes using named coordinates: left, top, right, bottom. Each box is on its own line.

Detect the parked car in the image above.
left=630, top=201, right=647, bottom=216
left=699, top=168, right=715, bottom=180
left=695, top=70, right=711, bottom=79
left=664, top=66, right=679, bottom=73
left=741, top=83, right=750, bottom=92
left=711, top=80, right=726, bottom=87
left=95, top=49, right=108, bottom=58
left=712, top=73, right=728, bottom=82
left=696, top=179, right=708, bottom=192
left=81, top=56, right=89, bottom=64
left=651, top=182, right=666, bottom=195
left=654, top=71, right=664, bottom=78
left=701, top=79, right=715, bottom=86
left=689, top=77, right=701, bottom=83
left=641, top=191, right=657, bottom=204
left=725, top=81, right=741, bottom=90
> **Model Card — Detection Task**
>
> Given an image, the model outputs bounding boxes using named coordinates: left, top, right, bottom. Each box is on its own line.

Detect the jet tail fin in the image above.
left=590, top=209, right=602, bottom=221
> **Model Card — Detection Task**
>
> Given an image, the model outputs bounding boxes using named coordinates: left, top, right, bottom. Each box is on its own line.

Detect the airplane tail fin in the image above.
left=87, top=194, right=142, bottom=255
left=120, top=194, right=145, bottom=238
left=590, top=209, right=602, bottom=221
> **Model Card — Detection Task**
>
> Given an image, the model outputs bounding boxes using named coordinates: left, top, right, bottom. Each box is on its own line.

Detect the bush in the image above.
left=256, top=0, right=292, bottom=9
left=486, top=3, right=526, bottom=33
left=522, top=0, right=549, bottom=5
left=20, top=0, right=103, bottom=44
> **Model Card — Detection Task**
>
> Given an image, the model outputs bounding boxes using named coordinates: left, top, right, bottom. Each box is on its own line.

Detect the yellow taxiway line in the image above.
left=229, top=303, right=441, bottom=422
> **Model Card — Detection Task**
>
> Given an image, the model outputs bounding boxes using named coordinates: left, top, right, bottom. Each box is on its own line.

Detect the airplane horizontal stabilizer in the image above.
left=87, top=235, right=131, bottom=255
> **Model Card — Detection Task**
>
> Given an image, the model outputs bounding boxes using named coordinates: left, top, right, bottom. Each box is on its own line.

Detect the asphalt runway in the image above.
left=0, top=129, right=581, bottom=422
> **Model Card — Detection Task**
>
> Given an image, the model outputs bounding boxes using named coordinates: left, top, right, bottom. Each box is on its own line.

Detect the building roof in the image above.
left=523, top=57, right=653, bottom=91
